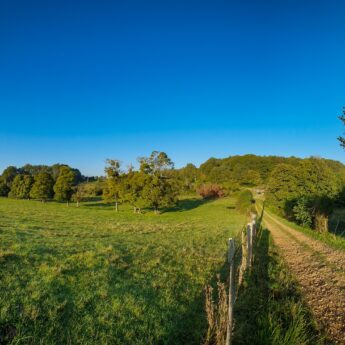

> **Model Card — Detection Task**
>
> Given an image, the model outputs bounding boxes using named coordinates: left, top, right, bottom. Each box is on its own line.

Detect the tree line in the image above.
left=0, top=164, right=84, bottom=204
left=2, top=149, right=345, bottom=221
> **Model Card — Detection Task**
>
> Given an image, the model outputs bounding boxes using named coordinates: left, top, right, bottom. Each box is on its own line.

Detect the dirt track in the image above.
left=262, top=210, right=345, bottom=344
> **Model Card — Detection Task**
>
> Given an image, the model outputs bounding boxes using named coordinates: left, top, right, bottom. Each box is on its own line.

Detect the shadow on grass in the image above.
left=232, top=208, right=331, bottom=345
left=162, top=198, right=211, bottom=213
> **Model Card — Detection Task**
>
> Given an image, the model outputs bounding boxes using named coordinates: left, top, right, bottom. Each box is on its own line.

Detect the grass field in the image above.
left=0, top=197, right=246, bottom=344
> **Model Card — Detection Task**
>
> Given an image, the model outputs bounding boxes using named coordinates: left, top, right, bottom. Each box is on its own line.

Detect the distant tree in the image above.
left=103, top=159, right=123, bottom=212
left=0, top=181, right=10, bottom=197
left=138, top=151, right=174, bottom=175
left=243, top=170, right=262, bottom=186
left=8, top=174, right=34, bottom=199
left=266, top=164, right=300, bottom=208
left=71, top=183, right=88, bottom=207
left=179, top=163, right=199, bottom=191
left=53, top=166, right=77, bottom=204
left=1, top=166, right=19, bottom=188
left=296, top=158, right=339, bottom=198
left=30, top=172, right=54, bottom=202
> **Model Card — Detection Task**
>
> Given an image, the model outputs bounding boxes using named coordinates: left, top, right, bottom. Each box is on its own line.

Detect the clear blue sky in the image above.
left=1, top=0, right=345, bottom=176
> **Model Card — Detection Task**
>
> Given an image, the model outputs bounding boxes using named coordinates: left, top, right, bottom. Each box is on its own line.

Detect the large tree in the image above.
left=1, top=166, right=19, bottom=188
left=8, top=174, right=34, bottom=199
left=138, top=151, right=177, bottom=213
left=53, top=166, right=77, bottom=204
left=30, top=172, right=54, bottom=202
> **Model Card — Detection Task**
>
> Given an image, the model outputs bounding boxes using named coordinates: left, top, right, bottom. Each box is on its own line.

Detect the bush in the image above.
left=197, top=183, right=224, bottom=199
left=292, top=197, right=312, bottom=228
left=236, top=190, right=255, bottom=214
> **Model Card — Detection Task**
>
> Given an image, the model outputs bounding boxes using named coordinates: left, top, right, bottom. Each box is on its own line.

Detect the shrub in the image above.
left=236, top=190, right=254, bottom=214
left=197, top=183, right=224, bottom=199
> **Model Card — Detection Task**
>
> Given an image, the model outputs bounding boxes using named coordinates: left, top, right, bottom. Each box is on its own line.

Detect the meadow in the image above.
left=0, top=197, right=245, bottom=344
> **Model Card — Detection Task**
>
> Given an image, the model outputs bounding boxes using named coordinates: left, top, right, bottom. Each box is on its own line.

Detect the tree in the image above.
left=72, top=183, right=88, bottom=207
left=103, top=159, right=123, bottom=211
left=53, top=166, right=77, bottom=204
left=338, top=107, right=345, bottom=148
left=1, top=166, right=19, bottom=188
left=123, top=171, right=148, bottom=213
left=138, top=151, right=174, bottom=175
left=243, top=170, right=262, bottom=186
left=179, top=163, right=199, bottom=191
left=266, top=164, right=300, bottom=208
left=8, top=174, right=34, bottom=199
left=30, top=172, right=54, bottom=201
left=141, top=174, right=177, bottom=213
left=0, top=181, right=10, bottom=197
left=138, top=152, right=177, bottom=213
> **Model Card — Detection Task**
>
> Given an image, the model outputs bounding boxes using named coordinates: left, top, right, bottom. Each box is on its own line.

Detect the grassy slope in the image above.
left=0, top=197, right=245, bottom=345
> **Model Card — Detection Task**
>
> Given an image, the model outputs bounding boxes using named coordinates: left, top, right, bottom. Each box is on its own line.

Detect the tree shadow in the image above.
left=232, top=207, right=331, bottom=345
left=162, top=197, right=211, bottom=213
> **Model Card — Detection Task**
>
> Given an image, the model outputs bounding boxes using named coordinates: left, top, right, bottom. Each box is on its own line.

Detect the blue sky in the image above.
left=1, top=0, right=345, bottom=176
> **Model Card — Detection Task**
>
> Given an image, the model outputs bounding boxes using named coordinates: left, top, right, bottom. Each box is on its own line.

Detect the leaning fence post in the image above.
left=226, top=238, right=235, bottom=345
left=239, top=229, right=246, bottom=284
left=246, top=223, right=252, bottom=269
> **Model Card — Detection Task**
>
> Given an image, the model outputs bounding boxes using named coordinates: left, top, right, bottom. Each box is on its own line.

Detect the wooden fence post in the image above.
left=246, top=224, right=252, bottom=269
left=239, top=229, right=246, bottom=284
left=226, top=238, right=235, bottom=345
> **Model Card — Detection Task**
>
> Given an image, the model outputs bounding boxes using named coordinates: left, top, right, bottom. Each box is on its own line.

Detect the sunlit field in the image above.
left=0, top=197, right=245, bottom=344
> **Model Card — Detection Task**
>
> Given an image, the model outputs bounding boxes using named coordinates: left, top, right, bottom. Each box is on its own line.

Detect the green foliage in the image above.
left=1, top=166, right=19, bottom=188
left=103, top=159, right=123, bottom=210
left=53, top=166, right=77, bottom=202
left=0, top=181, right=10, bottom=196
left=179, top=163, right=199, bottom=191
left=30, top=172, right=54, bottom=201
left=292, top=197, right=312, bottom=228
left=8, top=174, right=34, bottom=199
left=0, top=196, right=245, bottom=344
left=267, top=158, right=340, bottom=230
left=236, top=190, right=254, bottom=214
left=141, top=174, right=177, bottom=212
left=266, top=164, right=300, bottom=207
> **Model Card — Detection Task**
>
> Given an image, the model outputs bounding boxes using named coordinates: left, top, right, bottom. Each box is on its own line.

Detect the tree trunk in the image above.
left=77, top=201, right=79, bottom=207
left=115, top=201, right=118, bottom=212
left=67, top=201, right=69, bottom=207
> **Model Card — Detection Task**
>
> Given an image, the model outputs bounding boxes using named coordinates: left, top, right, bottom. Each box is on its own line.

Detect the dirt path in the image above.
left=261, top=209, right=345, bottom=344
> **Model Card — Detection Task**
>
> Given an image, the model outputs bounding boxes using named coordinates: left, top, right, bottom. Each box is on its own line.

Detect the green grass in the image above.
left=0, top=197, right=245, bottom=345
left=232, top=225, right=331, bottom=345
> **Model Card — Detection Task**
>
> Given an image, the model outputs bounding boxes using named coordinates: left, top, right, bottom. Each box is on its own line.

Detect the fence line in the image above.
left=226, top=213, right=257, bottom=345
